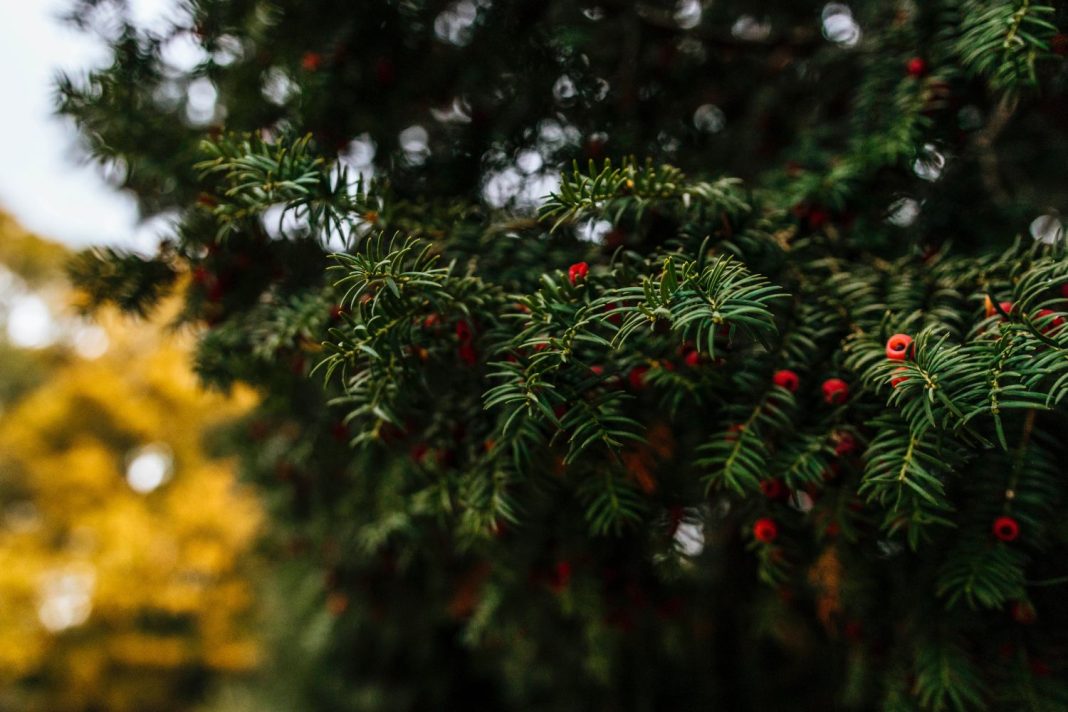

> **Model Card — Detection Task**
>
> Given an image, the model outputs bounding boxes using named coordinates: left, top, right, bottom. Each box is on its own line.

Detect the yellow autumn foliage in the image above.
left=0, top=215, right=262, bottom=711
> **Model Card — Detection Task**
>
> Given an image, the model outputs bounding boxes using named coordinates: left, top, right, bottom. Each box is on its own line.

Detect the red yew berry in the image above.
left=458, top=342, right=478, bottom=365
left=410, top=442, right=429, bottom=463
left=753, top=518, right=778, bottom=543
left=422, top=313, right=441, bottom=328
left=568, top=261, right=590, bottom=284
left=1010, top=600, right=1037, bottom=625
left=809, top=209, right=829, bottom=230
left=834, top=432, right=856, bottom=456
left=549, top=560, right=572, bottom=592
left=843, top=620, right=863, bottom=642
left=886, top=333, right=914, bottom=361
left=822, top=378, right=849, bottom=405
left=207, top=280, right=225, bottom=303
left=456, top=320, right=473, bottom=341
left=993, top=515, right=1020, bottom=542
left=772, top=369, right=800, bottom=393
left=684, top=349, right=701, bottom=368
left=1036, top=308, right=1064, bottom=334
left=301, top=51, right=323, bottom=71
left=628, top=365, right=649, bottom=390
left=759, top=479, right=787, bottom=501
left=906, top=57, right=927, bottom=77
left=330, top=304, right=345, bottom=321
left=890, top=367, right=909, bottom=388
left=988, top=301, right=1014, bottom=319
left=1052, top=33, right=1068, bottom=57
left=1061, top=283, right=1068, bottom=299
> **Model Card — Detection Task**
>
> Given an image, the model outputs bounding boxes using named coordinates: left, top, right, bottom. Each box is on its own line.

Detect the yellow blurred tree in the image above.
left=0, top=213, right=261, bottom=711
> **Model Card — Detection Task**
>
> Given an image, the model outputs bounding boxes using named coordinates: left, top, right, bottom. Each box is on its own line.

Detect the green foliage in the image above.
left=953, top=1, right=1060, bottom=91
left=57, top=0, right=1068, bottom=710
left=67, top=247, right=177, bottom=316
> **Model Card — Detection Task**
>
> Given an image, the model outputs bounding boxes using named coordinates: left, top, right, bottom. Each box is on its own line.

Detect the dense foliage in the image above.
left=60, top=1, right=1068, bottom=709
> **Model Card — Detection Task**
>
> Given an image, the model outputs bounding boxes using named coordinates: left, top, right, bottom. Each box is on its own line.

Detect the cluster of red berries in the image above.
left=984, top=297, right=1065, bottom=335
left=772, top=368, right=849, bottom=405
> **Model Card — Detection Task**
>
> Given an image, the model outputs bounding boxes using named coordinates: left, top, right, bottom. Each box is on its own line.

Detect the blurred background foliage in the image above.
left=0, top=211, right=262, bottom=711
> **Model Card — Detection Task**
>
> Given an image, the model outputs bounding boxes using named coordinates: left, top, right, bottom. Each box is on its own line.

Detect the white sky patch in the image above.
left=0, top=0, right=185, bottom=248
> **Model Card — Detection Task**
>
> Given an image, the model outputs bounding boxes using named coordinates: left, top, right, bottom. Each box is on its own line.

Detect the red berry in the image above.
left=590, top=365, right=605, bottom=376
left=1035, top=308, right=1064, bottom=334
left=773, top=369, right=800, bottom=393
left=906, top=57, right=927, bottom=77
left=330, top=304, right=345, bottom=321
left=890, top=367, right=909, bottom=388
left=886, top=333, right=913, bottom=361
left=992, top=515, right=1020, bottom=542
left=995, top=301, right=1014, bottom=319
left=684, top=349, right=701, bottom=368
left=568, top=261, right=590, bottom=284
left=753, top=518, right=778, bottom=543
left=549, top=560, right=572, bottom=592
left=1010, top=600, right=1037, bottom=625
left=822, top=378, right=849, bottom=405
left=456, top=320, right=473, bottom=341
left=724, top=423, right=745, bottom=442
left=759, top=479, right=787, bottom=501
left=1052, top=33, right=1068, bottom=57
left=1061, top=283, right=1068, bottom=299
left=330, top=421, right=349, bottom=442
left=807, top=208, right=829, bottom=230
left=458, top=342, right=478, bottom=365
left=628, top=365, right=649, bottom=390
left=422, top=313, right=441, bottom=328
left=301, top=51, right=322, bottom=71
left=410, top=442, right=429, bottom=463
left=207, top=280, right=226, bottom=303
left=843, top=620, right=863, bottom=642
left=834, top=432, right=856, bottom=456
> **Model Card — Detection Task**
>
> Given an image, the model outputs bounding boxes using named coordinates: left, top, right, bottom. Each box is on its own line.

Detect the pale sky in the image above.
left=0, top=0, right=175, bottom=250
